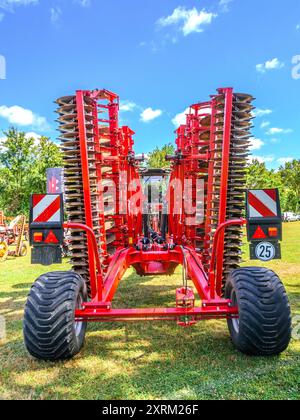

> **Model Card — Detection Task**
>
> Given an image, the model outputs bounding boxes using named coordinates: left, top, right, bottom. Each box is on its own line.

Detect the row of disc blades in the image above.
left=56, top=95, right=116, bottom=293
left=206, top=93, right=254, bottom=290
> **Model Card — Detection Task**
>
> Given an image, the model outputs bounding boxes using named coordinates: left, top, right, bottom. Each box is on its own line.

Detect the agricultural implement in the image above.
left=24, top=88, right=291, bottom=361
left=0, top=212, right=28, bottom=262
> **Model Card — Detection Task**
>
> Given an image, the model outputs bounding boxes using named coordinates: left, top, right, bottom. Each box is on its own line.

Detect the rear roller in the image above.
left=225, top=267, right=292, bottom=356
left=24, top=271, right=87, bottom=361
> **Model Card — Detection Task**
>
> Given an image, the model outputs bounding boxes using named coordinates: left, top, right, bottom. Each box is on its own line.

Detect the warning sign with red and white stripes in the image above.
left=32, top=194, right=62, bottom=223
left=247, top=189, right=280, bottom=218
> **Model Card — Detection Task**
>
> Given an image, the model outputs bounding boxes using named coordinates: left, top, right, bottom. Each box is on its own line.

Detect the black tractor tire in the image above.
left=24, top=271, right=87, bottom=361
left=225, top=267, right=292, bottom=356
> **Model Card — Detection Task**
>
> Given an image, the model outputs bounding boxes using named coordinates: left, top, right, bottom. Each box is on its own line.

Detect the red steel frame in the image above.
left=64, top=219, right=242, bottom=322
left=68, top=88, right=244, bottom=323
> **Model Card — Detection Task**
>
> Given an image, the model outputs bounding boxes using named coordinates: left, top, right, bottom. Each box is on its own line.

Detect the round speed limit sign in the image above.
left=255, top=242, right=276, bottom=262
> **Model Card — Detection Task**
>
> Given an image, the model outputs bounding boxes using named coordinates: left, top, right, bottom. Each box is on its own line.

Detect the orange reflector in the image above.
left=34, top=232, right=43, bottom=243
left=252, top=226, right=267, bottom=239
left=44, top=231, right=59, bottom=244
left=268, top=227, right=278, bottom=237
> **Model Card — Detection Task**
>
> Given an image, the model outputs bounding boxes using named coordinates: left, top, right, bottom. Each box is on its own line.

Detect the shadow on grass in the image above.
left=11, top=283, right=33, bottom=290
left=1, top=271, right=299, bottom=400
left=3, top=322, right=299, bottom=400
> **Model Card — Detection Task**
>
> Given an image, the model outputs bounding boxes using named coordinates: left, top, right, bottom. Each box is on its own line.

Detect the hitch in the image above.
left=176, top=287, right=197, bottom=327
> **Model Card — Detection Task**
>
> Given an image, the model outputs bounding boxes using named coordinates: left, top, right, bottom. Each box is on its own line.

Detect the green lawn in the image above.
left=0, top=223, right=299, bottom=400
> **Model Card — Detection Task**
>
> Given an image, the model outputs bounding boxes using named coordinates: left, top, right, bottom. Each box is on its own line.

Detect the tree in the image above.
left=246, top=159, right=281, bottom=189
left=279, top=160, right=300, bottom=213
left=0, top=128, right=62, bottom=216
left=31, top=136, right=63, bottom=194
left=147, top=143, right=175, bottom=168
left=0, top=128, right=35, bottom=215
left=246, top=159, right=300, bottom=213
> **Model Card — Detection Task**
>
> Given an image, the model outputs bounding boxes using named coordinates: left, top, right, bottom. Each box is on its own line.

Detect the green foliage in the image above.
left=0, top=128, right=62, bottom=216
left=147, top=143, right=175, bottom=168
left=246, top=159, right=280, bottom=189
left=246, top=159, right=300, bottom=213
left=0, top=222, right=299, bottom=400
left=146, top=148, right=300, bottom=213
left=279, top=160, right=300, bottom=213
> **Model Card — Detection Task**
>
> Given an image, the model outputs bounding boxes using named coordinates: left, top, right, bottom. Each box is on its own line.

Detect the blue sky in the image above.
left=0, top=0, right=299, bottom=168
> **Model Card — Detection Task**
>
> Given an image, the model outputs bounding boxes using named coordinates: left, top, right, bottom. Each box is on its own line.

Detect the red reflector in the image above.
left=269, top=227, right=278, bottom=237
left=44, top=231, right=59, bottom=244
left=252, top=226, right=267, bottom=239
left=34, top=233, right=43, bottom=243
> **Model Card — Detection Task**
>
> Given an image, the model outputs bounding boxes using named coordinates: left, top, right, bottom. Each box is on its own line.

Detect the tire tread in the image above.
left=226, top=267, right=292, bottom=356
left=23, top=271, right=87, bottom=361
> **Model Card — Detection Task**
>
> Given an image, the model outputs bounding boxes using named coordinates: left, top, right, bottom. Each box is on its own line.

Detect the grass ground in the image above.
left=0, top=223, right=299, bottom=400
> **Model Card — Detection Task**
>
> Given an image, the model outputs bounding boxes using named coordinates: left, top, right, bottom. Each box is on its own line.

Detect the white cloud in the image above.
left=277, top=157, right=294, bottom=165
left=249, top=137, right=264, bottom=151
left=219, top=0, right=234, bottom=12
left=74, top=0, right=91, bottom=6
left=260, top=121, right=270, bottom=129
left=172, top=108, right=189, bottom=126
left=252, top=108, right=272, bottom=118
left=158, top=7, right=217, bottom=36
left=140, top=107, right=162, bottom=123
left=249, top=155, right=275, bottom=164
left=119, top=100, right=138, bottom=113
left=256, top=58, right=285, bottom=73
left=0, top=0, right=38, bottom=12
left=25, top=131, right=41, bottom=144
left=172, top=106, right=211, bottom=127
left=50, top=6, right=61, bottom=24
left=267, top=127, right=293, bottom=135
left=0, top=105, right=49, bottom=130
left=296, top=24, right=300, bottom=31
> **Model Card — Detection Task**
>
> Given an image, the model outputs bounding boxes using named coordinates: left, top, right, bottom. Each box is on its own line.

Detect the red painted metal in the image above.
left=64, top=223, right=103, bottom=294
left=75, top=305, right=238, bottom=322
left=215, top=88, right=234, bottom=296
left=208, top=219, right=247, bottom=298
left=76, top=90, right=98, bottom=298
left=56, top=87, right=247, bottom=324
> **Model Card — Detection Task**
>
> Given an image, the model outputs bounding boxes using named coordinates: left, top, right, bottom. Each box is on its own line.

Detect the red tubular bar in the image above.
left=102, top=248, right=131, bottom=303
left=209, top=218, right=247, bottom=297
left=76, top=91, right=98, bottom=298
left=92, top=94, right=108, bottom=262
left=184, top=246, right=211, bottom=300
left=66, top=220, right=239, bottom=322
left=75, top=306, right=238, bottom=322
left=204, top=98, right=217, bottom=261
left=64, top=223, right=103, bottom=294
left=215, top=88, right=234, bottom=296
